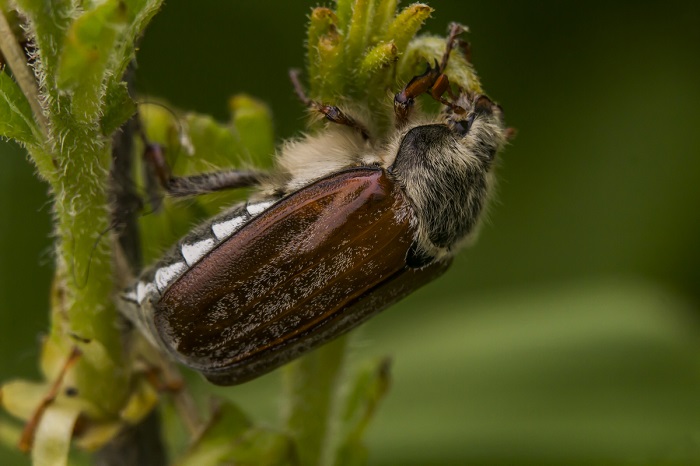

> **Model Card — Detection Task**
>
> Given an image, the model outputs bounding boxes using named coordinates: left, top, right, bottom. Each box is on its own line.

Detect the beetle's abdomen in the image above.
left=120, top=198, right=277, bottom=344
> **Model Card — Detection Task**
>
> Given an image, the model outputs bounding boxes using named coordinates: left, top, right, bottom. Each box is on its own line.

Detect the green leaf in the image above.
left=139, top=103, right=250, bottom=173
left=222, top=428, right=296, bottom=466
left=309, top=17, right=344, bottom=101
left=179, top=406, right=295, bottom=466
left=100, top=81, right=136, bottom=136
left=383, top=3, right=433, bottom=55
left=13, top=0, right=73, bottom=78
left=369, top=0, right=398, bottom=43
left=56, top=0, right=128, bottom=123
left=335, top=358, right=391, bottom=466
left=1, top=379, right=48, bottom=420
left=177, top=399, right=295, bottom=466
left=0, top=417, right=23, bottom=451
left=0, top=71, right=40, bottom=145
left=111, top=0, right=164, bottom=81
left=344, top=0, right=371, bottom=73
left=334, top=0, right=353, bottom=32
left=357, top=39, right=399, bottom=113
left=358, top=40, right=398, bottom=80
left=136, top=103, right=260, bottom=260
left=229, top=94, right=275, bottom=168
left=307, top=7, right=337, bottom=95
left=181, top=112, right=246, bottom=172
left=138, top=101, right=180, bottom=147
left=31, top=404, right=81, bottom=466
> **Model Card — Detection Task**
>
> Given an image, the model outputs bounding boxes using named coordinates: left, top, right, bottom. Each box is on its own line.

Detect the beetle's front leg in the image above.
left=394, top=23, right=468, bottom=127
left=289, top=69, right=370, bottom=140
left=393, top=61, right=442, bottom=127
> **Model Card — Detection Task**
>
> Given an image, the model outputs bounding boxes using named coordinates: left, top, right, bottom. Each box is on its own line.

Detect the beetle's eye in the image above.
left=452, top=113, right=476, bottom=136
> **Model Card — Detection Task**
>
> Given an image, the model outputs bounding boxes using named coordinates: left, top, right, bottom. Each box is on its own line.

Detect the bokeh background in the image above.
left=2, top=1, right=700, bottom=464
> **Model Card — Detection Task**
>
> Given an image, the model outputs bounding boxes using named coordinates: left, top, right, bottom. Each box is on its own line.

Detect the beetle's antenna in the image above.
left=289, top=68, right=312, bottom=107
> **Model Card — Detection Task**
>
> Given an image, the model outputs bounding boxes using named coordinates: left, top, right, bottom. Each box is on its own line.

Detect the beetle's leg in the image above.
left=140, top=355, right=202, bottom=436
left=289, top=69, right=370, bottom=140
left=394, top=61, right=441, bottom=127
left=457, top=38, right=472, bottom=65
left=137, top=122, right=266, bottom=202
left=394, top=23, right=468, bottom=127
left=165, top=169, right=264, bottom=197
left=439, top=23, right=466, bottom=73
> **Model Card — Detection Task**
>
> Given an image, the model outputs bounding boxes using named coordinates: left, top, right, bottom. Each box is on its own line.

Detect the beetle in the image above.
left=119, top=24, right=509, bottom=385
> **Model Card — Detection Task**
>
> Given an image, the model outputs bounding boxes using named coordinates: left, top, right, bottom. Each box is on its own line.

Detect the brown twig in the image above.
left=18, top=347, right=82, bottom=453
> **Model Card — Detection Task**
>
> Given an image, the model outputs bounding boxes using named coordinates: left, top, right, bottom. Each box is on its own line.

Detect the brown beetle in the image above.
left=120, top=24, right=508, bottom=385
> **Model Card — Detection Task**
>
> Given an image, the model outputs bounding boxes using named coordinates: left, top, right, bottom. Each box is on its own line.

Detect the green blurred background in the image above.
left=2, top=1, right=700, bottom=464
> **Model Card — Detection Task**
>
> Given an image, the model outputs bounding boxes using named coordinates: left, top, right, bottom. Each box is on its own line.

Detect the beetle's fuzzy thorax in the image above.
left=387, top=95, right=507, bottom=265
left=275, top=125, right=374, bottom=192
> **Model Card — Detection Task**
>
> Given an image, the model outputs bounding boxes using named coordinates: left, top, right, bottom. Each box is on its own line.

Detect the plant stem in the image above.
left=95, top=409, right=167, bottom=466
left=92, top=82, right=168, bottom=466
left=282, top=336, right=349, bottom=466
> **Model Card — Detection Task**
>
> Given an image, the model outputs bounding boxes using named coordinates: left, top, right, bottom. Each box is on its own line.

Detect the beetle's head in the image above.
left=445, top=93, right=507, bottom=164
